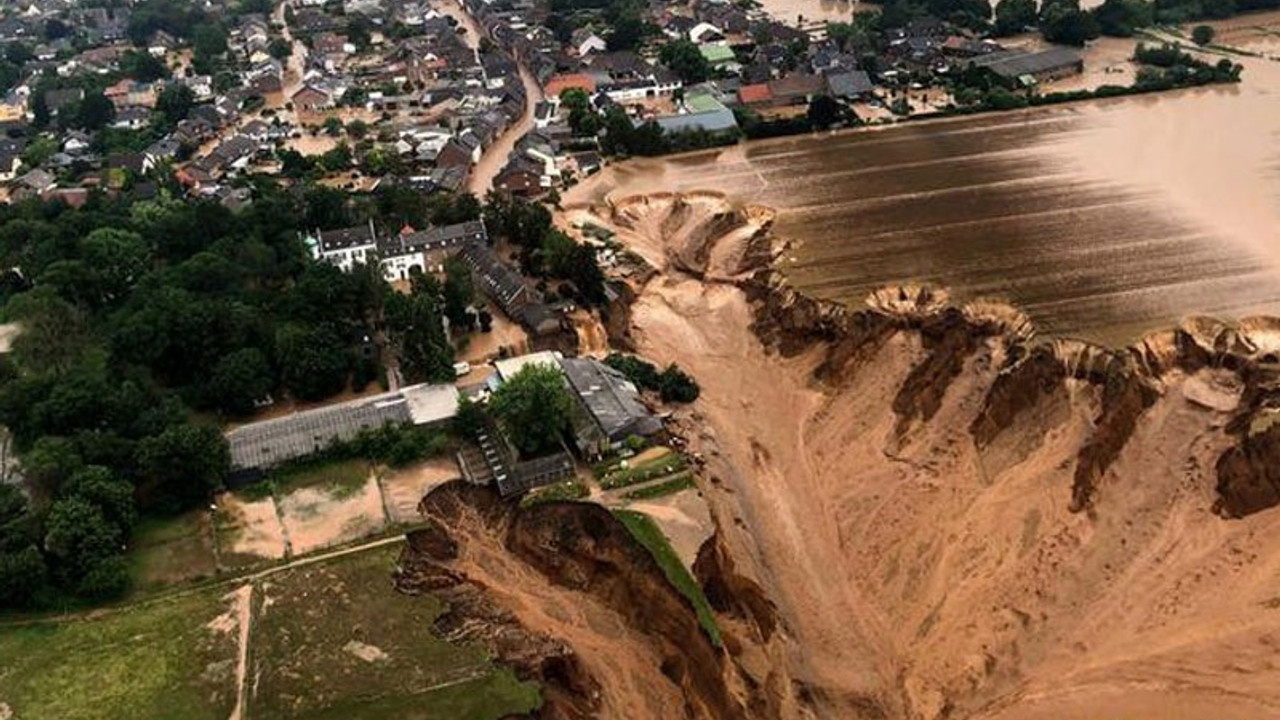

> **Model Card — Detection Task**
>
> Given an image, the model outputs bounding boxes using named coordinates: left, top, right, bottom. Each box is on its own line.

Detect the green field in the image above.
left=128, top=510, right=220, bottom=592
left=268, top=457, right=373, bottom=498
left=520, top=479, right=589, bottom=507
left=612, top=509, right=722, bottom=647
left=250, top=546, right=541, bottom=719
left=597, top=449, right=688, bottom=490
left=0, top=544, right=542, bottom=720
left=0, top=590, right=240, bottom=720
left=623, top=472, right=696, bottom=500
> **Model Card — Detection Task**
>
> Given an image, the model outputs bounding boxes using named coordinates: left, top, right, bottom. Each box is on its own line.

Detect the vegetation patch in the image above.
left=623, top=472, right=696, bottom=501
left=0, top=587, right=239, bottom=720
left=520, top=479, right=589, bottom=508
left=250, top=545, right=541, bottom=719
left=269, top=457, right=371, bottom=499
left=598, top=449, right=688, bottom=490
left=612, top=509, right=722, bottom=647
left=127, top=510, right=218, bottom=592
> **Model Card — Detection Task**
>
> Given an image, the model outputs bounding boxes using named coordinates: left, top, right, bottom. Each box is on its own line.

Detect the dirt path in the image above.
left=227, top=584, right=253, bottom=720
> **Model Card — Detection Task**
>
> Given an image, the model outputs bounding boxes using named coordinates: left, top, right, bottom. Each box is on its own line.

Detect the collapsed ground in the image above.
left=548, top=191, right=1280, bottom=719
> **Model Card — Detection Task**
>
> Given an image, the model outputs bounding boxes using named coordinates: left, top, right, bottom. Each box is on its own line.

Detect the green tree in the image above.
left=385, top=283, right=454, bottom=383
left=994, top=0, right=1038, bottom=35
left=5, top=289, right=90, bottom=374
left=345, top=119, right=369, bottom=139
left=135, top=423, right=230, bottom=513
left=192, top=21, right=229, bottom=74
left=488, top=364, right=571, bottom=456
left=43, top=496, right=128, bottom=598
left=608, top=13, right=646, bottom=51
left=442, top=255, right=474, bottom=330
left=659, top=39, right=711, bottom=83
left=542, top=231, right=606, bottom=304
left=1039, top=0, right=1100, bottom=45
left=75, top=92, right=116, bottom=131
left=157, top=83, right=196, bottom=126
left=80, top=228, right=152, bottom=306
left=807, top=95, right=843, bottom=129
left=0, top=545, right=46, bottom=608
left=204, top=347, right=273, bottom=416
left=1094, top=0, right=1154, bottom=36
left=120, top=49, right=169, bottom=82
left=1191, top=24, right=1215, bottom=45
left=276, top=324, right=351, bottom=402
left=269, top=37, right=293, bottom=60
left=452, top=394, right=487, bottom=438
left=62, top=465, right=137, bottom=532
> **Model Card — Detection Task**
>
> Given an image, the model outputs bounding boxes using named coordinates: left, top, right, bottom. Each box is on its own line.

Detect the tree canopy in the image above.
left=488, top=364, right=572, bottom=457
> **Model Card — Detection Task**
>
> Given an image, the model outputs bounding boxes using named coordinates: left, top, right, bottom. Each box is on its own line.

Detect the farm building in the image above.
left=968, top=47, right=1083, bottom=87
left=225, top=383, right=459, bottom=480
left=558, top=356, right=663, bottom=457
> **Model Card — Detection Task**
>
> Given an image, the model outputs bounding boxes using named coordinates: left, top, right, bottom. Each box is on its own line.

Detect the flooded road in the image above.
left=569, top=24, right=1280, bottom=345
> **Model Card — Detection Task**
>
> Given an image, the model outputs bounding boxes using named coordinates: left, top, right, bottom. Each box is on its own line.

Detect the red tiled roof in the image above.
left=545, top=73, right=597, bottom=98
left=737, top=83, right=773, bottom=105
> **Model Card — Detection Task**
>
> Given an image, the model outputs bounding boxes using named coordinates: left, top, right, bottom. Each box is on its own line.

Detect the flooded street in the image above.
left=569, top=24, right=1280, bottom=345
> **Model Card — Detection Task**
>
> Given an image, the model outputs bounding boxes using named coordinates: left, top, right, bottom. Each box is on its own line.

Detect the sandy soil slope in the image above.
left=556, top=192, right=1280, bottom=720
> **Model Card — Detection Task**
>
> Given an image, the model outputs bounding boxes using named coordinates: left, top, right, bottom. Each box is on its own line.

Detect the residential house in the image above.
left=768, top=72, right=824, bottom=105
left=291, top=84, right=333, bottom=112
left=306, top=220, right=379, bottom=271
left=570, top=28, right=607, bottom=57
left=825, top=70, right=874, bottom=101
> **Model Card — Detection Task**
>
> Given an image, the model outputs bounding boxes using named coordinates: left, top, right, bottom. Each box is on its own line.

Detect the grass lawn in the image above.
left=611, top=510, right=722, bottom=647
left=520, top=479, right=589, bottom=508
left=0, top=589, right=239, bottom=720
left=597, top=449, right=688, bottom=490
left=269, top=458, right=373, bottom=498
left=128, top=510, right=219, bottom=592
left=250, top=545, right=541, bottom=719
left=623, top=472, right=696, bottom=501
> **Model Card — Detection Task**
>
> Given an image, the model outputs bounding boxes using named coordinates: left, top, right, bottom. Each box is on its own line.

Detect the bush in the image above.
left=605, top=353, right=700, bottom=403
left=1191, top=24, right=1215, bottom=45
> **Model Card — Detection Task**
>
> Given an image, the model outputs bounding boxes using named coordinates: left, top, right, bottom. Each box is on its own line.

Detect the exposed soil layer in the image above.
left=555, top=192, right=1280, bottom=719
left=396, top=482, right=772, bottom=720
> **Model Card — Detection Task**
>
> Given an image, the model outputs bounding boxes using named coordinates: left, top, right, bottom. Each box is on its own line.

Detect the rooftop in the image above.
left=226, top=383, right=458, bottom=472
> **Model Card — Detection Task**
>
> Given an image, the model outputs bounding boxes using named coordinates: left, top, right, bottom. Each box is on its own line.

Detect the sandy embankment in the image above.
left=561, top=191, right=1280, bottom=720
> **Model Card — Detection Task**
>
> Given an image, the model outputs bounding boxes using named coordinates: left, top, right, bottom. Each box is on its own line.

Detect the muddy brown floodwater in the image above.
left=569, top=25, right=1280, bottom=346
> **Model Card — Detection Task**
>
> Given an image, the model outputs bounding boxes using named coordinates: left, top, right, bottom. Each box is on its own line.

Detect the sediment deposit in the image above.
left=551, top=192, right=1280, bottom=719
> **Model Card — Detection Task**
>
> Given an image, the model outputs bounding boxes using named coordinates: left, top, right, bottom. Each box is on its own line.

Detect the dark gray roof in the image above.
left=227, top=383, right=457, bottom=471
left=384, top=219, right=488, bottom=257
left=227, top=393, right=411, bottom=471
left=969, top=47, right=1083, bottom=79
left=558, top=357, right=662, bottom=443
left=458, top=240, right=529, bottom=313
left=826, top=70, right=874, bottom=98
left=318, top=221, right=378, bottom=251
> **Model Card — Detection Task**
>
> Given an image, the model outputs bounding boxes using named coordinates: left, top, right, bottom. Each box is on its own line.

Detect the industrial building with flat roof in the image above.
left=226, top=383, right=459, bottom=478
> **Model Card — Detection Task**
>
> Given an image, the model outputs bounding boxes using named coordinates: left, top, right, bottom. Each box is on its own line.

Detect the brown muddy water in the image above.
left=571, top=28, right=1280, bottom=345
